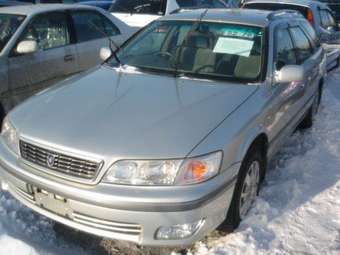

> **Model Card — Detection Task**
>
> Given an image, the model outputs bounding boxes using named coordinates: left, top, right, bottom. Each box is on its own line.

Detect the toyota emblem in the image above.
left=47, top=154, right=56, bottom=168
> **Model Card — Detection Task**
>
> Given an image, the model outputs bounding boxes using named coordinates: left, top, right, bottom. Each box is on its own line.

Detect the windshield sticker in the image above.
left=213, top=37, right=254, bottom=57
left=219, top=27, right=262, bottom=39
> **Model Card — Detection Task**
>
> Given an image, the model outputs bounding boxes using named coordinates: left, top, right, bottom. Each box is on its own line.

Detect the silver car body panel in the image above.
left=0, top=9, right=326, bottom=246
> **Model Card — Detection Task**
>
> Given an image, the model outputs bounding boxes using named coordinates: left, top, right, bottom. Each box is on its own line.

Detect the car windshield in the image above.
left=109, top=0, right=167, bottom=15
left=0, top=14, right=25, bottom=53
left=109, top=20, right=265, bottom=82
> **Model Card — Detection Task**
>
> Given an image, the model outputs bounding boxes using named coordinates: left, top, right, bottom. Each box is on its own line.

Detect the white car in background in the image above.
left=109, top=0, right=240, bottom=28
left=0, top=4, right=134, bottom=119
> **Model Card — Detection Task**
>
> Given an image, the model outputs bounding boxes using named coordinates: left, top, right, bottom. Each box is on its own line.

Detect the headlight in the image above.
left=1, top=117, right=19, bottom=155
left=102, top=151, right=222, bottom=186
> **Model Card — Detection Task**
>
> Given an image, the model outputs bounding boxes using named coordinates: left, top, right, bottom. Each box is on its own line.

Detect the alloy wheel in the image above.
left=239, top=160, right=260, bottom=219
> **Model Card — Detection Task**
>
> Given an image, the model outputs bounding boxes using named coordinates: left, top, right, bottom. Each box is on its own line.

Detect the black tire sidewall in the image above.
left=223, top=146, right=265, bottom=230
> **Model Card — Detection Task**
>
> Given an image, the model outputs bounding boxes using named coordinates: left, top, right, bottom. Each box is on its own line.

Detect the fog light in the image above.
left=156, top=219, right=205, bottom=240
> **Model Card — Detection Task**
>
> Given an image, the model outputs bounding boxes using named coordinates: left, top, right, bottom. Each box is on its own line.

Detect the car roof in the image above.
left=0, top=3, right=99, bottom=16
left=161, top=8, right=294, bottom=27
left=244, top=0, right=330, bottom=9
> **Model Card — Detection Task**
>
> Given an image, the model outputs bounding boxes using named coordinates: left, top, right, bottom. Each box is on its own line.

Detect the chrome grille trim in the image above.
left=72, top=212, right=142, bottom=235
left=8, top=184, right=35, bottom=204
left=20, top=140, right=101, bottom=179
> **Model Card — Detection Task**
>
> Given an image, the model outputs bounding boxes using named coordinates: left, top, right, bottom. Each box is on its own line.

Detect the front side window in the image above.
left=0, top=14, right=25, bottom=53
left=71, top=11, right=118, bottom=43
left=21, top=12, right=70, bottom=50
left=275, top=28, right=296, bottom=70
left=102, top=16, right=121, bottom=37
left=109, top=20, right=265, bottom=82
left=289, top=26, right=312, bottom=64
left=109, top=0, right=166, bottom=15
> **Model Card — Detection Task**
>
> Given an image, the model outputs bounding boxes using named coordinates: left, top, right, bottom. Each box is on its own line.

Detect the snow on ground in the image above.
left=0, top=71, right=339, bottom=255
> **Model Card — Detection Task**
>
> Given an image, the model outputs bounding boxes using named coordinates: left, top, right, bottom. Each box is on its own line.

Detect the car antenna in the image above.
left=89, top=21, right=122, bottom=65
left=174, top=8, right=208, bottom=77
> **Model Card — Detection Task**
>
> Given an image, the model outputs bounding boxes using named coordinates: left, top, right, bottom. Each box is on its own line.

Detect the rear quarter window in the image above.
left=299, top=20, right=320, bottom=48
left=289, top=26, right=313, bottom=64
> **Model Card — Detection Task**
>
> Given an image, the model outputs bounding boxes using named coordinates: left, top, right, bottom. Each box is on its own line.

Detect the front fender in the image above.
left=236, top=124, right=267, bottom=164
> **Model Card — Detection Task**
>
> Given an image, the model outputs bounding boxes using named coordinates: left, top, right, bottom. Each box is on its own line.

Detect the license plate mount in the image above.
left=33, top=187, right=71, bottom=217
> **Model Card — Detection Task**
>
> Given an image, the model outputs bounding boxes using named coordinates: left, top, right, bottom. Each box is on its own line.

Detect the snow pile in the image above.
left=0, top=72, right=339, bottom=255
left=191, top=73, right=340, bottom=255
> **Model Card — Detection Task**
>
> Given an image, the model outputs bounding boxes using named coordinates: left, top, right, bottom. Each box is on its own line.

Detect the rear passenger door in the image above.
left=8, top=11, right=78, bottom=106
left=70, top=10, right=123, bottom=72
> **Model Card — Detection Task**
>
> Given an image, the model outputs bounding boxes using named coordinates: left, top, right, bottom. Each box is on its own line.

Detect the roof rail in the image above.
left=267, top=9, right=303, bottom=20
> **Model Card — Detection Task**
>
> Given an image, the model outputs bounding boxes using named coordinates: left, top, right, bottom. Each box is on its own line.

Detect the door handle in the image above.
left=64, top=54, right=74, bottom=62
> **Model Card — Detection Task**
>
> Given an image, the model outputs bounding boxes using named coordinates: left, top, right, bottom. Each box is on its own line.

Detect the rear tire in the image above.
left=219, top=145, right=265, bottom=232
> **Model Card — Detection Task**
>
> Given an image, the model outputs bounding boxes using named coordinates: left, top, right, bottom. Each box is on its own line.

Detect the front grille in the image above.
left=20, top=140, right=101, bottom=179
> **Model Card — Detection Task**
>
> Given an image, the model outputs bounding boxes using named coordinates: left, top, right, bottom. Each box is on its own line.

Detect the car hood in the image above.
left=11, top=66, right=258, bottom=162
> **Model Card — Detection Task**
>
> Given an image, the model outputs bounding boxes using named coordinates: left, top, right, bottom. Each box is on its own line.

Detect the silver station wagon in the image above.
left=0, top=9, right=326, bottom=248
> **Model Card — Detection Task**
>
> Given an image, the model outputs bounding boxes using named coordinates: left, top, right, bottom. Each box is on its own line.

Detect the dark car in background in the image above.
left=319, top=1, right=340, bottom=23
left=0, top=0, right=31, bottom=7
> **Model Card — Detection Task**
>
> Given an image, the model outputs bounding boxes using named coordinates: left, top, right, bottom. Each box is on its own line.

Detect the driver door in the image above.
left=7, top=11, right=77, bottom=106
left=267, top=24, right=306, bottom=150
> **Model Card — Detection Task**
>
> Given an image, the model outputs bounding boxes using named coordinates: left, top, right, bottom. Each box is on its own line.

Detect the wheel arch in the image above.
left=238, top=130, right=269, bottom=180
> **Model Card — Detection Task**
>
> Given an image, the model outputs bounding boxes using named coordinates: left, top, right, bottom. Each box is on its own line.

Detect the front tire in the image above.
left=219, top=146, right=265, bottom=232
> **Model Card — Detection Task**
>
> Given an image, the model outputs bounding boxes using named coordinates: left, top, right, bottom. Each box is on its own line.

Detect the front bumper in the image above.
left=0, top=139, right=238, bottom=247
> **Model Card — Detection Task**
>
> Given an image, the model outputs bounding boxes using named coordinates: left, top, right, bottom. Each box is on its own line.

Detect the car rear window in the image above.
left=243, top=3, right=309, bottom=18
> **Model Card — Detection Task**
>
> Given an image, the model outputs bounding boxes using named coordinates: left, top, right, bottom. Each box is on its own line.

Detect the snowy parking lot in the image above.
left=0, top=69, right=340, bottom=255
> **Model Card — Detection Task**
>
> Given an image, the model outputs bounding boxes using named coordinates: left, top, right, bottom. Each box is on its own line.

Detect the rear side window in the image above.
left=299, top=20, right=320, bottom=48
left=275, top=28, right=296, bottom=70
left=289, top=26, right=313, bottom=64
left=71, top=11, right=120, bottom=43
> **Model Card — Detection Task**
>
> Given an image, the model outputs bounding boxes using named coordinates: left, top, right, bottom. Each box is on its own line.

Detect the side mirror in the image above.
left=16, top=40, right=38, bottom=55
left=275, top=65, right=305, bottom=83
left=100, top=47, right=112, bottom=61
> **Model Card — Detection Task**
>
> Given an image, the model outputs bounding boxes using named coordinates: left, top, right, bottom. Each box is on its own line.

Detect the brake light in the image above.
left=307, top=9, right=314, bottom=27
